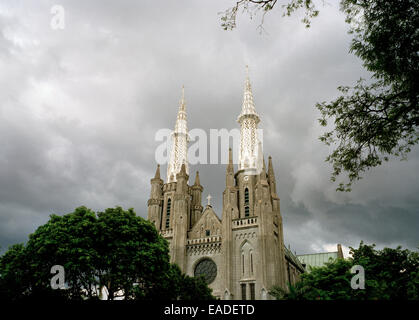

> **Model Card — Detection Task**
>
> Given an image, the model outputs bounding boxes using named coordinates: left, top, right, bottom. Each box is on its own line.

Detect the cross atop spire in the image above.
left=206, top=194, right=212, bottom=206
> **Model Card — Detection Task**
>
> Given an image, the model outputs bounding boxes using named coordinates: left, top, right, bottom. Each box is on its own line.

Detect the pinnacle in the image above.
left=194, top=170, right=201, bottom=186
left=238, top=65, right=259, bottom=122
left=227, top=148, right=234, bottom=173
left=154, top=164, right=161, bottom=179
left=268, top=156, right=275, bottom=176
left=260, top=157, right=267, bottom=181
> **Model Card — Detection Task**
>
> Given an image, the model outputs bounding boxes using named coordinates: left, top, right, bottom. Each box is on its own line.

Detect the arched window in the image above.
left=165, top=198, right=171, bottom=229
left=244, top=188, right=250, bottom=217
left=240, top=241, right=253, bottom=279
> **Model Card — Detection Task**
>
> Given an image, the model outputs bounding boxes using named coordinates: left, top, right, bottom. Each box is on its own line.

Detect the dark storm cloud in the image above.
left=0, top=0, right=417, bottom=255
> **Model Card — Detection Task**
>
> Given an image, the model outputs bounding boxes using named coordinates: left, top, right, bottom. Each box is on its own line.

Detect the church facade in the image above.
left=147, top=68, right=304, bottom=300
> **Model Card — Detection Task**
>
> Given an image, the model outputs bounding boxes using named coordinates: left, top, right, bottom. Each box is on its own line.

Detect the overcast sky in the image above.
left=0, top=0, right=418, bottom=257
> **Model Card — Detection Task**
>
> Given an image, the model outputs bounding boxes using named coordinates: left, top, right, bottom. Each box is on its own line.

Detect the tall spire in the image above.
left=227, top=148, right=234, bottom=173
left=167, top=86, right=189, bottom=182
left=238, top=65, right=260, bottom=121
left=226, top=147, right=235, bottom=187
left=238, top=65, right=261, bottom=172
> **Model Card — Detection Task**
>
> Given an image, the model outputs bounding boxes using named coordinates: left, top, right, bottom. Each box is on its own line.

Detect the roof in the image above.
left=284, top=246, right=305, bottom=272
left=297, top=251, right=339, bottom=269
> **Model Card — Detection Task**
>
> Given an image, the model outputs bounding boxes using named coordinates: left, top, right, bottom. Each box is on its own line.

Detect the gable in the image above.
left=190, top=206, right=222, bottom=239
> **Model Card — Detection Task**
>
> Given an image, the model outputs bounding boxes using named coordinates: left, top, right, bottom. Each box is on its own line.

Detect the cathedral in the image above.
left=147, top=68, right=304, bottom=300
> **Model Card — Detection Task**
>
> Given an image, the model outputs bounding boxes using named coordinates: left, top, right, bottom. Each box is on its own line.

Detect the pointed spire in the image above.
left=261, top=157, right=267, bottom=180
left=154, top=164, right=161, bottom=179
left=268, top=156, right=275, bottom=177
left=194, top=170, right=201, bottom=186
left=180, top=163, right=186, bottom=175
left=179, top=85, right=186, bottom=112
left=226, top=148, right=235, bottom=187
left=238, top=65, right=260, bottom=122
left=227, top=148, right=234, bottom=173
left=167, top=86, right=189, bottom=182
left=175, top=85, right=188, bottom=132
left=238, top=65, right=261, bottom=172
left=256, top=155, right=267, bottom=185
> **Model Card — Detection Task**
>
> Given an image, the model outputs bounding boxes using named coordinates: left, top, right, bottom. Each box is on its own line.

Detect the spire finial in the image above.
left=207, top=194, right=212, bottom=206
left=179, top=85, right=186, bottom=112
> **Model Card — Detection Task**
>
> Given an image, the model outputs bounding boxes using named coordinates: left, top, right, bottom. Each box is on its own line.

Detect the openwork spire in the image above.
left=167, top=86, right=189, bottom=182
left=238, top=65, right=260, bottom=122
left=237, top=65, right=261, bottom=172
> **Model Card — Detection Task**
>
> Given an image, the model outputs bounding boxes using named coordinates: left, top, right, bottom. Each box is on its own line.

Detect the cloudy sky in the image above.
left=0, top=0, right=418, bottom=257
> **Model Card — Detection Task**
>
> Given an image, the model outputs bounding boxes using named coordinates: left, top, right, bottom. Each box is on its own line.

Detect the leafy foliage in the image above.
left=220, top=0, right=318, bottom=31
left=0, top=206, right=214, bottom=301
left=318, top=0, right=419, bottom=191
left=270, top=242, right=419, bottom=300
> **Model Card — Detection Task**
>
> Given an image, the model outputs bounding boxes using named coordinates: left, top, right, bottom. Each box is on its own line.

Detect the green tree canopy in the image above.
left=270, top=242, right=419, bottom=300
left=0, top=206, right=214, bottom=301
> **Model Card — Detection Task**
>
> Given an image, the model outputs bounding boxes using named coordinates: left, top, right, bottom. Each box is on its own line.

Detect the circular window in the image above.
left=194, top=258, right=217, bottom=284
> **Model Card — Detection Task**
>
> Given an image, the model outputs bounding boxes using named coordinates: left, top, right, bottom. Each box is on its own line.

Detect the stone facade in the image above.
left=147, top=69, right=304, bottom=299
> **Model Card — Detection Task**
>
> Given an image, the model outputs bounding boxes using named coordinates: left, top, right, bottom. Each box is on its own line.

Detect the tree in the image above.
left=222, top=0, right=419, bottom=191
left=0, top=244, right=34, bottom=301
left=269, top=242, right=419, bottom=300
left=0, top=206, right=214, bottom=301
left=220, top=0, right=318, bottom=31
left=142, top=263, right=214, bottom=300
